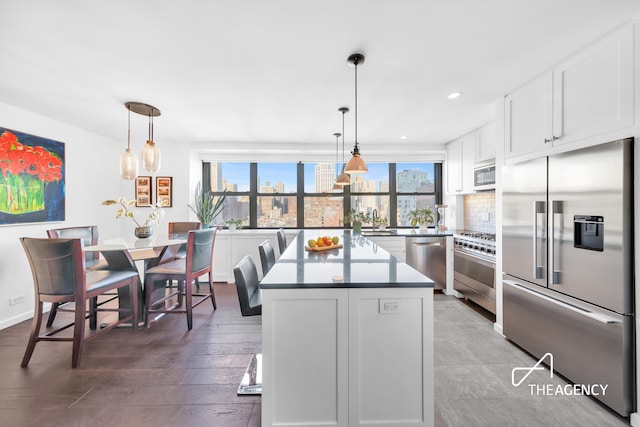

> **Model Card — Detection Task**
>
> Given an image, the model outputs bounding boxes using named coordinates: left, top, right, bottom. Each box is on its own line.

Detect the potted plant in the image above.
left=102, top=196, right=168, bottom=238
left=188, top=182, right=226, bottom=228
left=408, top=207, right=435, bottom=231
left=374, top=216, right=388, bottom=230
left=344, top=209, right=371, bottom=233
left=225, top=218, right=244, bottom=231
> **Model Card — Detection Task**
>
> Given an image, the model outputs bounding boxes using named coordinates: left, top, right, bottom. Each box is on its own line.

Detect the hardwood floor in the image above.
left=0, top=285, right=632, bottom=426
left=0, top=283, right=261, bottom=427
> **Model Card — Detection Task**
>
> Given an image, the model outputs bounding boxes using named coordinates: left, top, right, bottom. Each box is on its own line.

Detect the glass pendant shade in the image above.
left=142, top=140, right=161, bottom=173
left=120, top=148, right=138, bottom=180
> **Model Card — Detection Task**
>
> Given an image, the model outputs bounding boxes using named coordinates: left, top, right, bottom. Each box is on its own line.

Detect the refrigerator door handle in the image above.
left=550, top=200, right=563, bottom=285
left=533, top=201, right=545, bottom=279
left=504, top=280, right=621, bottom=324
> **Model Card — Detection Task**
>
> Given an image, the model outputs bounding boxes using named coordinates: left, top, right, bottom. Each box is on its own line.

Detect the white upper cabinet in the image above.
left=475, top=122, right=496, bottom=163
left=505, top=24, right=634, bottom=160
left=446, top=134, right=476, bottom=195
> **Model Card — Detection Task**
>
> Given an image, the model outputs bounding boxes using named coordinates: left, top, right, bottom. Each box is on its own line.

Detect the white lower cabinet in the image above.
left=364, top=235, right=406, bottom=262
left=213, top=230, right=297, bottom=282
left=262, top=287, right=434, bottom=427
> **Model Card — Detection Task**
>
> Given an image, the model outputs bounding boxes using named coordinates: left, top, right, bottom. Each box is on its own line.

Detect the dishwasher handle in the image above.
left=411, top=241, right=441, bottom=246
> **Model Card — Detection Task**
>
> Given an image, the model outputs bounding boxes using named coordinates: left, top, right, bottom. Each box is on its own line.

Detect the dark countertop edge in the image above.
left=261, top=281, right=434, bottom=290
left=361, top=229, right=454, bottom=237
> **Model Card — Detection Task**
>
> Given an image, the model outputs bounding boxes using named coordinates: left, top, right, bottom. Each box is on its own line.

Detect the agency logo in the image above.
left=511, top=352, right=608, bottom=397
left=512, top=352, right=553, bottom=387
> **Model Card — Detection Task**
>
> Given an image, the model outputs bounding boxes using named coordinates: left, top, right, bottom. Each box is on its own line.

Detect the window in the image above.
left=396, top=163, right=437, bottom=226
left=205, top=161, right=441, bottom=228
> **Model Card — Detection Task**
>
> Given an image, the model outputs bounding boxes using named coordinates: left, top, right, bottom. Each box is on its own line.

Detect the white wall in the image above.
left=0, top=102, right=126, bottom=329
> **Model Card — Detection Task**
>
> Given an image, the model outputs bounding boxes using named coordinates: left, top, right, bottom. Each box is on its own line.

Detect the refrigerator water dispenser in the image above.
left=574, top=215, right=604, bottom=251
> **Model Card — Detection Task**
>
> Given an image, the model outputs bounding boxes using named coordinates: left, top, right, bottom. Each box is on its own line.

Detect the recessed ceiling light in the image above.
left=448, top=91, right=463, bottom=99
left=400, top=135, right=408, bottom=140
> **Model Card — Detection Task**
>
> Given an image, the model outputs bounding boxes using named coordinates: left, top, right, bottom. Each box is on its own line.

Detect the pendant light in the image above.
left=119, top=103, right=138, bottom=180
left=140, top=106, right=161, bottom=173
left=335, top=107, right=351, bottom=186
left=332, top=132, right=342, bottom=191
left=344, top=53, right=368, bottom=175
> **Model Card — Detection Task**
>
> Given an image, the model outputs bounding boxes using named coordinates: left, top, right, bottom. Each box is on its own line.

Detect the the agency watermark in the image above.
left=511, top=352, right=608, bottom=397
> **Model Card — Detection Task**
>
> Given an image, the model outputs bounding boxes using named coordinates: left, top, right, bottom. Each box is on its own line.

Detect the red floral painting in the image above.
left=0, top=128, right=65, bottom=224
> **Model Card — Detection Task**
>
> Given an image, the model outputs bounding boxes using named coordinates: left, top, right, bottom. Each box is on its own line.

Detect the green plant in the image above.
left=408, top=207, right=434, bottom=227
left=225, top=218, right=244, bottom=228
left=374, top=216, right=388, bottom=225
left=344, top=209, right=371, bottom=225
left=188, top=182, right=226, bottom=226
left=102, top=197, right=167, bottom=227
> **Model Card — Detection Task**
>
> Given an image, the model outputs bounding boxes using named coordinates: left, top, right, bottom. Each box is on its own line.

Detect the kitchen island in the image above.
left=260, top=230, right=434, bottom=427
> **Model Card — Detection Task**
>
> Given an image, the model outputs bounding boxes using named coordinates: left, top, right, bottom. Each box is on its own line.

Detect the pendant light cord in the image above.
left=354, top=61, right=358, bottom=150
left=127, top=106, right=131, bottom=150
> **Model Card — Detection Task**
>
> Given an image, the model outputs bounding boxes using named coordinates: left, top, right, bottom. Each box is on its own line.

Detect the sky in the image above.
left=218, top=162, right=434, bottom=193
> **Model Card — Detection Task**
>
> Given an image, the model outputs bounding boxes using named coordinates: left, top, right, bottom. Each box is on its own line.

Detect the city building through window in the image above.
left=203, top=161, right=441, bottom=229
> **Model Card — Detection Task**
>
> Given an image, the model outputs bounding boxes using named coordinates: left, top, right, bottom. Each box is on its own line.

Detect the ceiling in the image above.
left=1, top=0, right=639, bottom=153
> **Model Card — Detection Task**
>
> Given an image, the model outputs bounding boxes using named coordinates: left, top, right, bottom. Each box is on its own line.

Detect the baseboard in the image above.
left=0, top=310, right=32, bottom=330
left=493, top=322, right=504, bottom=336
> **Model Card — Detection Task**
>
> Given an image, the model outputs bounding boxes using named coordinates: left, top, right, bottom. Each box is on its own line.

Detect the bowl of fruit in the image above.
left=305, top=235, right=342, bottom=252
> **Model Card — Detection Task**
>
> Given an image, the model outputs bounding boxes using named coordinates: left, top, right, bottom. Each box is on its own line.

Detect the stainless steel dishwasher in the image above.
left=405, top=236, right=446, bottom=290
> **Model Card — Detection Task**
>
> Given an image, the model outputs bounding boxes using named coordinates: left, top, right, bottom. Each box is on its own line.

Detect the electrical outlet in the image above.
left=9, top=294, right=27, bottom=306
left=482, top=212, right=491, bottom=221
left=379, top=299, right=400, bottom=314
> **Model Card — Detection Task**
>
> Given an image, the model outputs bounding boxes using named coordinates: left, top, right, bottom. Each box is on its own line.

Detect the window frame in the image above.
left=204, top=161, right=442, bottom=229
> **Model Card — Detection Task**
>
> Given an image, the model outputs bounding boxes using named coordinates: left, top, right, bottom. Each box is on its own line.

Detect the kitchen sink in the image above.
left=361, top=230, right=398, bottom=236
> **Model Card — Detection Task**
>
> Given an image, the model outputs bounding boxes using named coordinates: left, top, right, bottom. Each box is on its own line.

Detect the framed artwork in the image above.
left=0, top=127, right=65, bottom=225
left=156, top=176, right=172, bottom=207
left=135, top=176, right=152, bottom=207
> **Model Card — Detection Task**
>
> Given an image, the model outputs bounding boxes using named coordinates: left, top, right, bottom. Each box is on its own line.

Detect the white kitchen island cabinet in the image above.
left=261, top=230, right=434, bottom=427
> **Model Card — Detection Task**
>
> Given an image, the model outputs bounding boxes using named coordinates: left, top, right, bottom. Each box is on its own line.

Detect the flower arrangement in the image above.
left=102, top=197, right=168, bottom=227
left=0, top=130, right=63, bottom=214
left=408, top=207, right=434, bottom=228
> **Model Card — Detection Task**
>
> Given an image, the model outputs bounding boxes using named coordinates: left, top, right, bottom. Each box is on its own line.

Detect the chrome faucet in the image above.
left=372, top=209, right=378, bottom=230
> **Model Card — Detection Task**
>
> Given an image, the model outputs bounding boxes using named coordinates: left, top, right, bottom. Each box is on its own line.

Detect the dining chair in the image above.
left=233, top=255, right=262, bottom=316
left=168, top=222, right=202, bottom=259
left=46, top=225, right=108, bottom=270
left=258, top=240, right=276, bottom=277
left=233, top=255, right=263, bottom=395
left=46, top=225, right=110, bottom=329
left=143, top=228, right=217, bottom=330
left=20, top=237, right=139, bottom=368
left=276, top=228, right=287, bottom=255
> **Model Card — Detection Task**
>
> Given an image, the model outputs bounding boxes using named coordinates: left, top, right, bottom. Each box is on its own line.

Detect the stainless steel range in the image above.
left=453, top=231, right=496, bottom=314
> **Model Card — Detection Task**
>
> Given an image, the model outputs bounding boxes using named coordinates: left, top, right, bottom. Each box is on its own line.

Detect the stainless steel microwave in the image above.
left=473, top=164, right=495, bottom=191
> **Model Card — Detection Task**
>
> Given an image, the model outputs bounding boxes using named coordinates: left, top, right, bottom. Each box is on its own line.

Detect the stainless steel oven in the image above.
left=453, top=232, right=496, bottom=313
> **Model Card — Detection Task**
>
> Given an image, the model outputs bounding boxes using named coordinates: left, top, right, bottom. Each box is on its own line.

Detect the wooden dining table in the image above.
left=85, top=233, right=188, bottom=324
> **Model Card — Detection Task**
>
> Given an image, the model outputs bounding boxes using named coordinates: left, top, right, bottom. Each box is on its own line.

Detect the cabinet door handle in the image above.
left=552, top=135, right=559, bottom=141
left=544, top=138, right=551, bottom=144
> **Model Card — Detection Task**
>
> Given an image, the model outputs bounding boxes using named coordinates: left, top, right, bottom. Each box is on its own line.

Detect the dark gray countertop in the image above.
left=260, top=229, right=434, bottom=289
left=360, top=228, right=454, bottom=237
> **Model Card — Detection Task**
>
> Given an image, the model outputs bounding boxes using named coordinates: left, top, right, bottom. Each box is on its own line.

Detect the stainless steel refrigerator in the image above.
left=502, top=138, right=634, bottom=416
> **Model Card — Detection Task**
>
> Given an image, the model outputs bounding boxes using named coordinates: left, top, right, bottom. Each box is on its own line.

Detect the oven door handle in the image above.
left=453, top=248, right=496, bottom=268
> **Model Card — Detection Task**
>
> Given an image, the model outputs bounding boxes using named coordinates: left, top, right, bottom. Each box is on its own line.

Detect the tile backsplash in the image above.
left=464, top=192, right=496, bottom=233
